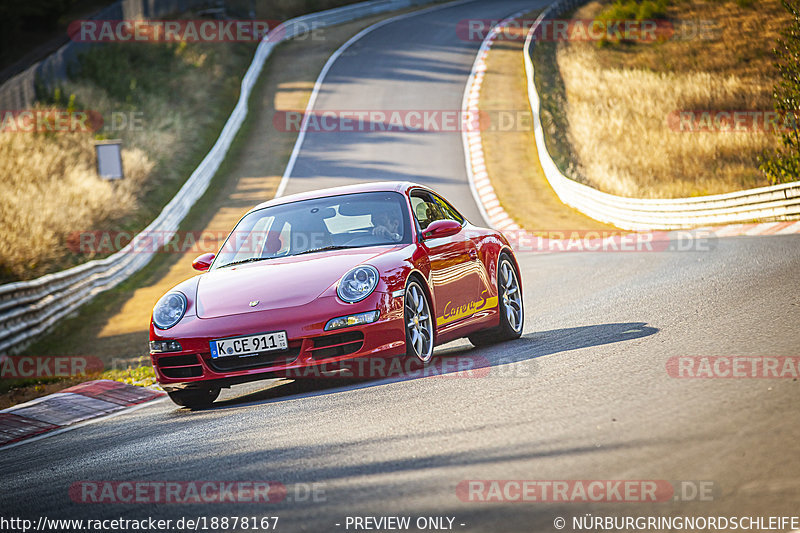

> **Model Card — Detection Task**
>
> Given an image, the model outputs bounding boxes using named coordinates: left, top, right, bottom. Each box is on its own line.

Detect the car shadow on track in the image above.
left=184, top=321, right=658, bottom=412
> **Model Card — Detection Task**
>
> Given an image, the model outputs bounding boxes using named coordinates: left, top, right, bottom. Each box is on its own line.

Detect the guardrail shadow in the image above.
left=198, top=322, right=658, bottom=411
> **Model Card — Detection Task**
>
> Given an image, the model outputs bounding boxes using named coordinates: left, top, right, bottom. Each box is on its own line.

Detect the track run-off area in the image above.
left=2, top=1, right=799, bottom=532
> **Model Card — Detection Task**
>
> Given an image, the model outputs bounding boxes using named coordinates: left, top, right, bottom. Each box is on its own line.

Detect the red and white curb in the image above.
left=0, top=380, right=164, bottom=448
left=460, top=15, right=800, bottom=249
left=461, top=10, right=527, bottom=233
left=711, top=220, right=800, bottom=237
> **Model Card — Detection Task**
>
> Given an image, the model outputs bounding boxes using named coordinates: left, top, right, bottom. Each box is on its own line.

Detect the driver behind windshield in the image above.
left=372, top=210, right=402, bottom=242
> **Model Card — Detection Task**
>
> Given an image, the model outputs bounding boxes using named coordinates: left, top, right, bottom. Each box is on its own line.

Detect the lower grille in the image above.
left=161, top=366, right=202, bottom=379
left=309, top=331, right=364, bottom=360
left=157, top=354, right=199, bottom=367
left=157, top=353, right=203, bottom=380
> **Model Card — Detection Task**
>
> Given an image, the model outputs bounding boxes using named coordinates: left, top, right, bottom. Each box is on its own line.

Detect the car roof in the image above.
left=249, top=181, right=427, bottom=213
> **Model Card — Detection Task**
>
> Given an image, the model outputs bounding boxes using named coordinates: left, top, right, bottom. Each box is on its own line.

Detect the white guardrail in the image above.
left=524, top=0, right=800, bottom=231
left=0, top=0, right=441, bottom=354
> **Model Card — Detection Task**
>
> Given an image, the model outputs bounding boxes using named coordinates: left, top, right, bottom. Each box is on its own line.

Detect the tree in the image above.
left=761, top=0, right=800, bottom=184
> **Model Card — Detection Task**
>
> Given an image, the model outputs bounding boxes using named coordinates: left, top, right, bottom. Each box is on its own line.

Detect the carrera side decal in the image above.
left=437, top=291, right=498, bottom=327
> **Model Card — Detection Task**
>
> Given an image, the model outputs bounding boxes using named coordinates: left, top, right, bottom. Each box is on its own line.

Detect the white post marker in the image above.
left=94, top=139, right=124, bottom=180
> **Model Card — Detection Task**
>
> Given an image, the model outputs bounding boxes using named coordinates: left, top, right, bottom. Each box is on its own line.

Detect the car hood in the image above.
left=195, top=247, right=394, bottom=319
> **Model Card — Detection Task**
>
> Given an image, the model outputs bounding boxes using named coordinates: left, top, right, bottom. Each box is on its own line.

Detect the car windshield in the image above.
left=213, top=191, right=412, bottom=269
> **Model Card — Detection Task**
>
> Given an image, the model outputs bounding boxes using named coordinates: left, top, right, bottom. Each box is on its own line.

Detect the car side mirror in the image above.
left=192, top=252, right=215, bottom=272
left=421, top=219, right=462, bottom=240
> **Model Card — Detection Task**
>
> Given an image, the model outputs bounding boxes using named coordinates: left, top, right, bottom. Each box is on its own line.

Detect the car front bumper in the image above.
left=149, top=291, right=405, bottom=391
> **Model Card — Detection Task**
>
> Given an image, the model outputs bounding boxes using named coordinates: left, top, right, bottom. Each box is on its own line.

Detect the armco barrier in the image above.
left=520, top=0, right=800, bottom=231
left=0, top=0, right=442, bottom=354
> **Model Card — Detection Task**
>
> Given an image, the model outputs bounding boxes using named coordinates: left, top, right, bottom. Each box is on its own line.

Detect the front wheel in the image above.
left=404, top=279, right=434, bottom=364
left=167, top=387, right=220, bottom=409
left=469, top=254, right=524, bottom=346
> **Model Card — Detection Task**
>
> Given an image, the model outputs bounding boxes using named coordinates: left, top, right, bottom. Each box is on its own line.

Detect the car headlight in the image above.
left=325, top=310, right=380, bottom=331
left=152, top=292, right=187, bottom=330
left=337, top=265, right=379, bottom=303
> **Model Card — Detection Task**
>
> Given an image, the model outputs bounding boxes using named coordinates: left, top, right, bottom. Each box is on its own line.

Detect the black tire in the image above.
left=167, top=387, right=220, bottom=408
left=469, top=253, right=523, bottom=347
left=404, top=279, right=435, bottom=364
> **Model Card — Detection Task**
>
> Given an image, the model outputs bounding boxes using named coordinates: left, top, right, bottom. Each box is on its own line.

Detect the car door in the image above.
left=411, top=190, right=482, bottom=330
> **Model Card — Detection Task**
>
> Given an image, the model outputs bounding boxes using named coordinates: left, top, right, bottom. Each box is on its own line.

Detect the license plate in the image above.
left=210, top=331, right=288, bottom=359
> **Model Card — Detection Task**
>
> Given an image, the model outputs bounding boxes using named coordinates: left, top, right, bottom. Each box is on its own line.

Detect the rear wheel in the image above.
left=404, top=279, right=434, bottom=364
left=167, top=387, right=220, bottom=409
left=469, top=254, right=523, bottom=346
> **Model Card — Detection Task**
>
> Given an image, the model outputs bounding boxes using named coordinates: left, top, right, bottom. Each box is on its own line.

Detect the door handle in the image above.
left=468, top=248, right=478, bottom=260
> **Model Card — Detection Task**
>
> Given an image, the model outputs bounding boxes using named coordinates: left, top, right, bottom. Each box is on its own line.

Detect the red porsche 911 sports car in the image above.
left=150, top=182, right=523, bottom=407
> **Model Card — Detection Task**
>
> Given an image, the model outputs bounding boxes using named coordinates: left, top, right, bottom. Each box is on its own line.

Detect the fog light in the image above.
left=324, top=310, right=380, bottom=331
left=149, top=340, right=183, bottom=353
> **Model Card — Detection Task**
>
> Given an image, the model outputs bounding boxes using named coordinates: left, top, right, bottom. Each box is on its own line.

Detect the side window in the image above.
left=432, top=194, right=464, bottom=224
left=410, top=192, right=446, bottom=230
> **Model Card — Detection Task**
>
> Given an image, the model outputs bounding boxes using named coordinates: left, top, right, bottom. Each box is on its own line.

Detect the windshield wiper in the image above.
left=218, top=256, right=272, bottom=269
left=219, top=245, right=363, bottom=267
left=293, top=245, right=359, bottom=256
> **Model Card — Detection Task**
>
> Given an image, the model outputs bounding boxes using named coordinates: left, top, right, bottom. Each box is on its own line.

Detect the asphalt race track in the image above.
left=2, top=1, right=800, bottom=531
left=277, top=0, right=544, bottom=221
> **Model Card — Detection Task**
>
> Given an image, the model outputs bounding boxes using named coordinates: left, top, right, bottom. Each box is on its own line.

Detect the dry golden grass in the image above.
left=582, top=0, right=788, bottom=77
left=0, top=128, right=152, bottom=276
left=556, top=0, right=789, bottom=198
left=0, top=38, right=246, bottom=281
left=558, top=45, right=778, bottom=197
left=479, top=22, right=615, bottom=230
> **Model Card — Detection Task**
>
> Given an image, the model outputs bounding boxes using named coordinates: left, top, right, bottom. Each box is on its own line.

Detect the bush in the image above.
left=595, top=0, right=669, bottom=46
left=599, top=0, right=669, bottom=21
left=637, top=0, right=669, bottom=20
left=760, top=0, right=800, bottom=184
left=69, top=42, right=188, bottom=107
